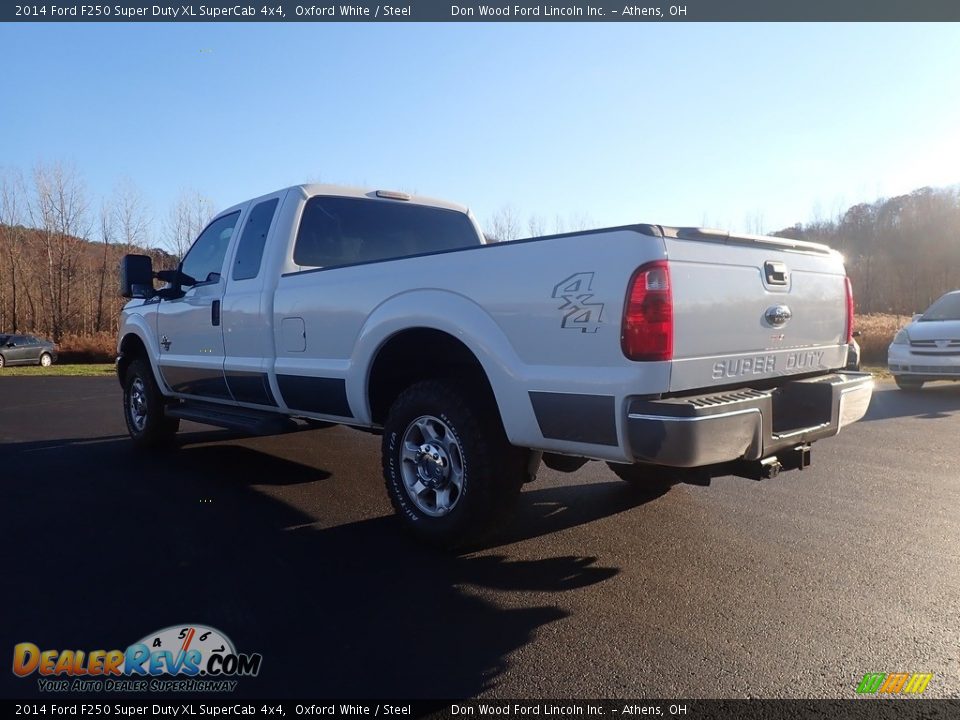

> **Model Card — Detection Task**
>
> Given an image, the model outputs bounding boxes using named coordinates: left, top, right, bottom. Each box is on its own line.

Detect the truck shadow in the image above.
left=1, top=434, right=649, bottom=700
left=856, top=381, right=960, bottom=423
left=482, top=473, right=673, bottom=550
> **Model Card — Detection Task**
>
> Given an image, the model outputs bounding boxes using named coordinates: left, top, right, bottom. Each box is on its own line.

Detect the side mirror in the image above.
left=155, top=267, right=187, bottom=300
left=177, top=265, right=200, bottom=288
left=119, top=254, right=154, bottom=299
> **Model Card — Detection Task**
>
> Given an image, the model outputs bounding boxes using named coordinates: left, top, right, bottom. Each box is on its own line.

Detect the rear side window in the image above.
left=293, top=196, right=480, bottom=269
left=233, top=198, right=279, bottom=281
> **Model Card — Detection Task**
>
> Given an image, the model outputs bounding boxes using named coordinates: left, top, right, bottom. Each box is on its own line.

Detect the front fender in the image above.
left=117, top=312, right=168, bottom=395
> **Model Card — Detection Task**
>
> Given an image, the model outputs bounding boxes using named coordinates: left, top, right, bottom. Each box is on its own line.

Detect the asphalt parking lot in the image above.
left=2, top=376, right=959, bottom=699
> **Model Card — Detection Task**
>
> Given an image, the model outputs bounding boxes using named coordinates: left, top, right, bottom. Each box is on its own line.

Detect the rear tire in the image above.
left=123, top=358, right=180, bottom=449
left=39, top=353, right=52, bottom=367
left=0, top=354, right=5, bottom=369
left=382, top=379, right=525, bottom=548
left=894, top=376, right=924, bottom=390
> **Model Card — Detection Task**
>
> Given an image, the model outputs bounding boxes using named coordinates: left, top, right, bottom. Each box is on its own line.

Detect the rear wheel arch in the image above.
left=366, top=328, right=503, bottom=428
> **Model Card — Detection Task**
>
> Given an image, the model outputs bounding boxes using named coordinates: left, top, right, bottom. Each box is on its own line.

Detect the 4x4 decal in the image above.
left=552, top=272, right=604, bottom=333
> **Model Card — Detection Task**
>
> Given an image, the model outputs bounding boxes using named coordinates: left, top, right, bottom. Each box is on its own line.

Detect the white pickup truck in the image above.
left=117, top=184, right=873, bottom=545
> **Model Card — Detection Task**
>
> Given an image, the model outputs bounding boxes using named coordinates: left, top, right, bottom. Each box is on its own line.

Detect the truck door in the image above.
left=221, top=192, right=286, bottom=407
left=156, top=210, right=242, bottom=401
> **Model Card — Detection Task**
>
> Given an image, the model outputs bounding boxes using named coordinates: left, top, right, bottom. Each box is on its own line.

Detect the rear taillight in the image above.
left=622, top=260, right=673, bottom=361
left=844, top=276, right=855, bottom=344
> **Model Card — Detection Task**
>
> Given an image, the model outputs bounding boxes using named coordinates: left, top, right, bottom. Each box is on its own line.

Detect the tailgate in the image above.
left=662, top=228, right=849, bottom=393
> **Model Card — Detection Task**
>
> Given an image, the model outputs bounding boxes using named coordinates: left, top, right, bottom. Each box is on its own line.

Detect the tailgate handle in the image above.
left=764, top=261, right=789, bottom=286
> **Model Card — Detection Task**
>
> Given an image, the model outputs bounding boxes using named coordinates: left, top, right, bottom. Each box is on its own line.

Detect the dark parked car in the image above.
left=0, top=334, right=58, bottom=368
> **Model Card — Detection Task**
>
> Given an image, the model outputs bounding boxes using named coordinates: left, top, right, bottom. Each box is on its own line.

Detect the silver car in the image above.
left=888, top=290, right=960, bottom=390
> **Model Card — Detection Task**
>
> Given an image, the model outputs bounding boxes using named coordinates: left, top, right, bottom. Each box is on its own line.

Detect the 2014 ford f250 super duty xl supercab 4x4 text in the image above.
left=117, top=184, right=873, bottom=546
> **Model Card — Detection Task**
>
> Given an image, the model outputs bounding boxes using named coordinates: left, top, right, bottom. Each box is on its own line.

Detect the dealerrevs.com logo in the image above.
left=12, top=625, right=262, bottom=693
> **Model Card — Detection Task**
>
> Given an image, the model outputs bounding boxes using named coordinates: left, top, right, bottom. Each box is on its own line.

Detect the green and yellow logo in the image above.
left=856, top=673, right=933, bottom=695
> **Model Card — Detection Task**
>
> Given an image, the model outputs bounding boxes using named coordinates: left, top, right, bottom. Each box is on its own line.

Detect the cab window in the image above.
left=293, top=196, right=481, bottom=268
left=180, top=212, right=241, bottom=286
left=233, top=199, right=279, bottom=281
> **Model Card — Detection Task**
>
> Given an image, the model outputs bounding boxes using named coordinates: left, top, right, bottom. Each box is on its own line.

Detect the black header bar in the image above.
left=5, top=1, right=960, bottom=22
left=4, top=700, right=960, bottom=719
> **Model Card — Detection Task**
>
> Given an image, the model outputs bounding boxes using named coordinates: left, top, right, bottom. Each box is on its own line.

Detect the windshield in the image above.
left=921, top=293, right=960, bottom=321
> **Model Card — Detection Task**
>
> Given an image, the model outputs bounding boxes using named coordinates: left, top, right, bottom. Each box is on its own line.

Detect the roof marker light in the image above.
left=375, top=190, right=411, bottom=201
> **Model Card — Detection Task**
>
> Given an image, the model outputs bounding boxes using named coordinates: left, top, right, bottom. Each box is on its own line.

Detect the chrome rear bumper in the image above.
left=625, top=372, right=874, bottom=467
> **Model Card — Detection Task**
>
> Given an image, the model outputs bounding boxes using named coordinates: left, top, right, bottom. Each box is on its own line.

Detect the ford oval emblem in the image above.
left=765, top=305, right=792, bottom=327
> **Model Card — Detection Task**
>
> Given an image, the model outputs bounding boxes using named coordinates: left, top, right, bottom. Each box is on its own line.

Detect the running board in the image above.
left=166, top=401, right=306, bottom=436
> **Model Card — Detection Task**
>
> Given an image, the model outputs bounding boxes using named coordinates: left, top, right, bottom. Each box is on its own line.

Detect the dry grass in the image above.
left=0, top=363, right=114, bottom=376
left=56, top=331, right=116, bottom=364
left=856, top=313, right=911, bottom=364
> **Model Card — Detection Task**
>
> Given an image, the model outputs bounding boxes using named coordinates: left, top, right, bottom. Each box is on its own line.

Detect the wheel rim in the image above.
left=128, top=377, right=148, bottom=432
left=399, top=414, right=464, bottom=517
left=40, top=354, right=51, bottom=367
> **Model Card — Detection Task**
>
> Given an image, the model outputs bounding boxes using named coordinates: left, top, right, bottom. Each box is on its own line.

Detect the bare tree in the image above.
left=486, top=205, right=521, bottom=242
left=113, top=178, right=152, bottom=250
left=164, top=189, right=214, bottom=259
left=0, top=170, right=29, bottom=332
left=93, top=198, right=116, bottom=333
left=566, top=212, right=593, bottom=232
left=744, top=210, right=765, bottom=235
left=527, top=215, right=546, bottom=238
left=28, top=162, right=91, bottom=341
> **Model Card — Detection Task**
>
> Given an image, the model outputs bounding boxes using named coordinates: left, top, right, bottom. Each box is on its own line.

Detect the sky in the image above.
left=2, top=22, right=959, bottom=244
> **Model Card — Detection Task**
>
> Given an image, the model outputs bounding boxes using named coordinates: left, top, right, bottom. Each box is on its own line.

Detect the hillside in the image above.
left=772, top=185, right=960, bottom=315
left=0, top=223, right=176, bottom=340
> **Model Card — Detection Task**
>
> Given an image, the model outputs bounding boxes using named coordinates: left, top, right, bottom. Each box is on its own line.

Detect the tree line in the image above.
left=0, top=163, right=203, bottom=340
left=772, top=185, right=960, bottom=315
left=1, top=162, right=958, bottom=343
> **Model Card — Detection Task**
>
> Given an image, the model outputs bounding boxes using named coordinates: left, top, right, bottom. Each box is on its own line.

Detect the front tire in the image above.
left=39, top=352, right=52, bottom=367
left=382, top=380, right=525, bottom=548
left=123, top=358, right=180, bottom=449
left=0, top=354, right=5, bottom=369
left=894, top=376, right=924, bottom=391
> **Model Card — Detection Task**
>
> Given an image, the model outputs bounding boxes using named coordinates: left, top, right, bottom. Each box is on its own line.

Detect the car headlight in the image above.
left=892, top=328, right=910, bottom=345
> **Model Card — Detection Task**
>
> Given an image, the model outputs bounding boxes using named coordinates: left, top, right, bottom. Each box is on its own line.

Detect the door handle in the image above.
left=212, top=300, right=221, bottom=326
